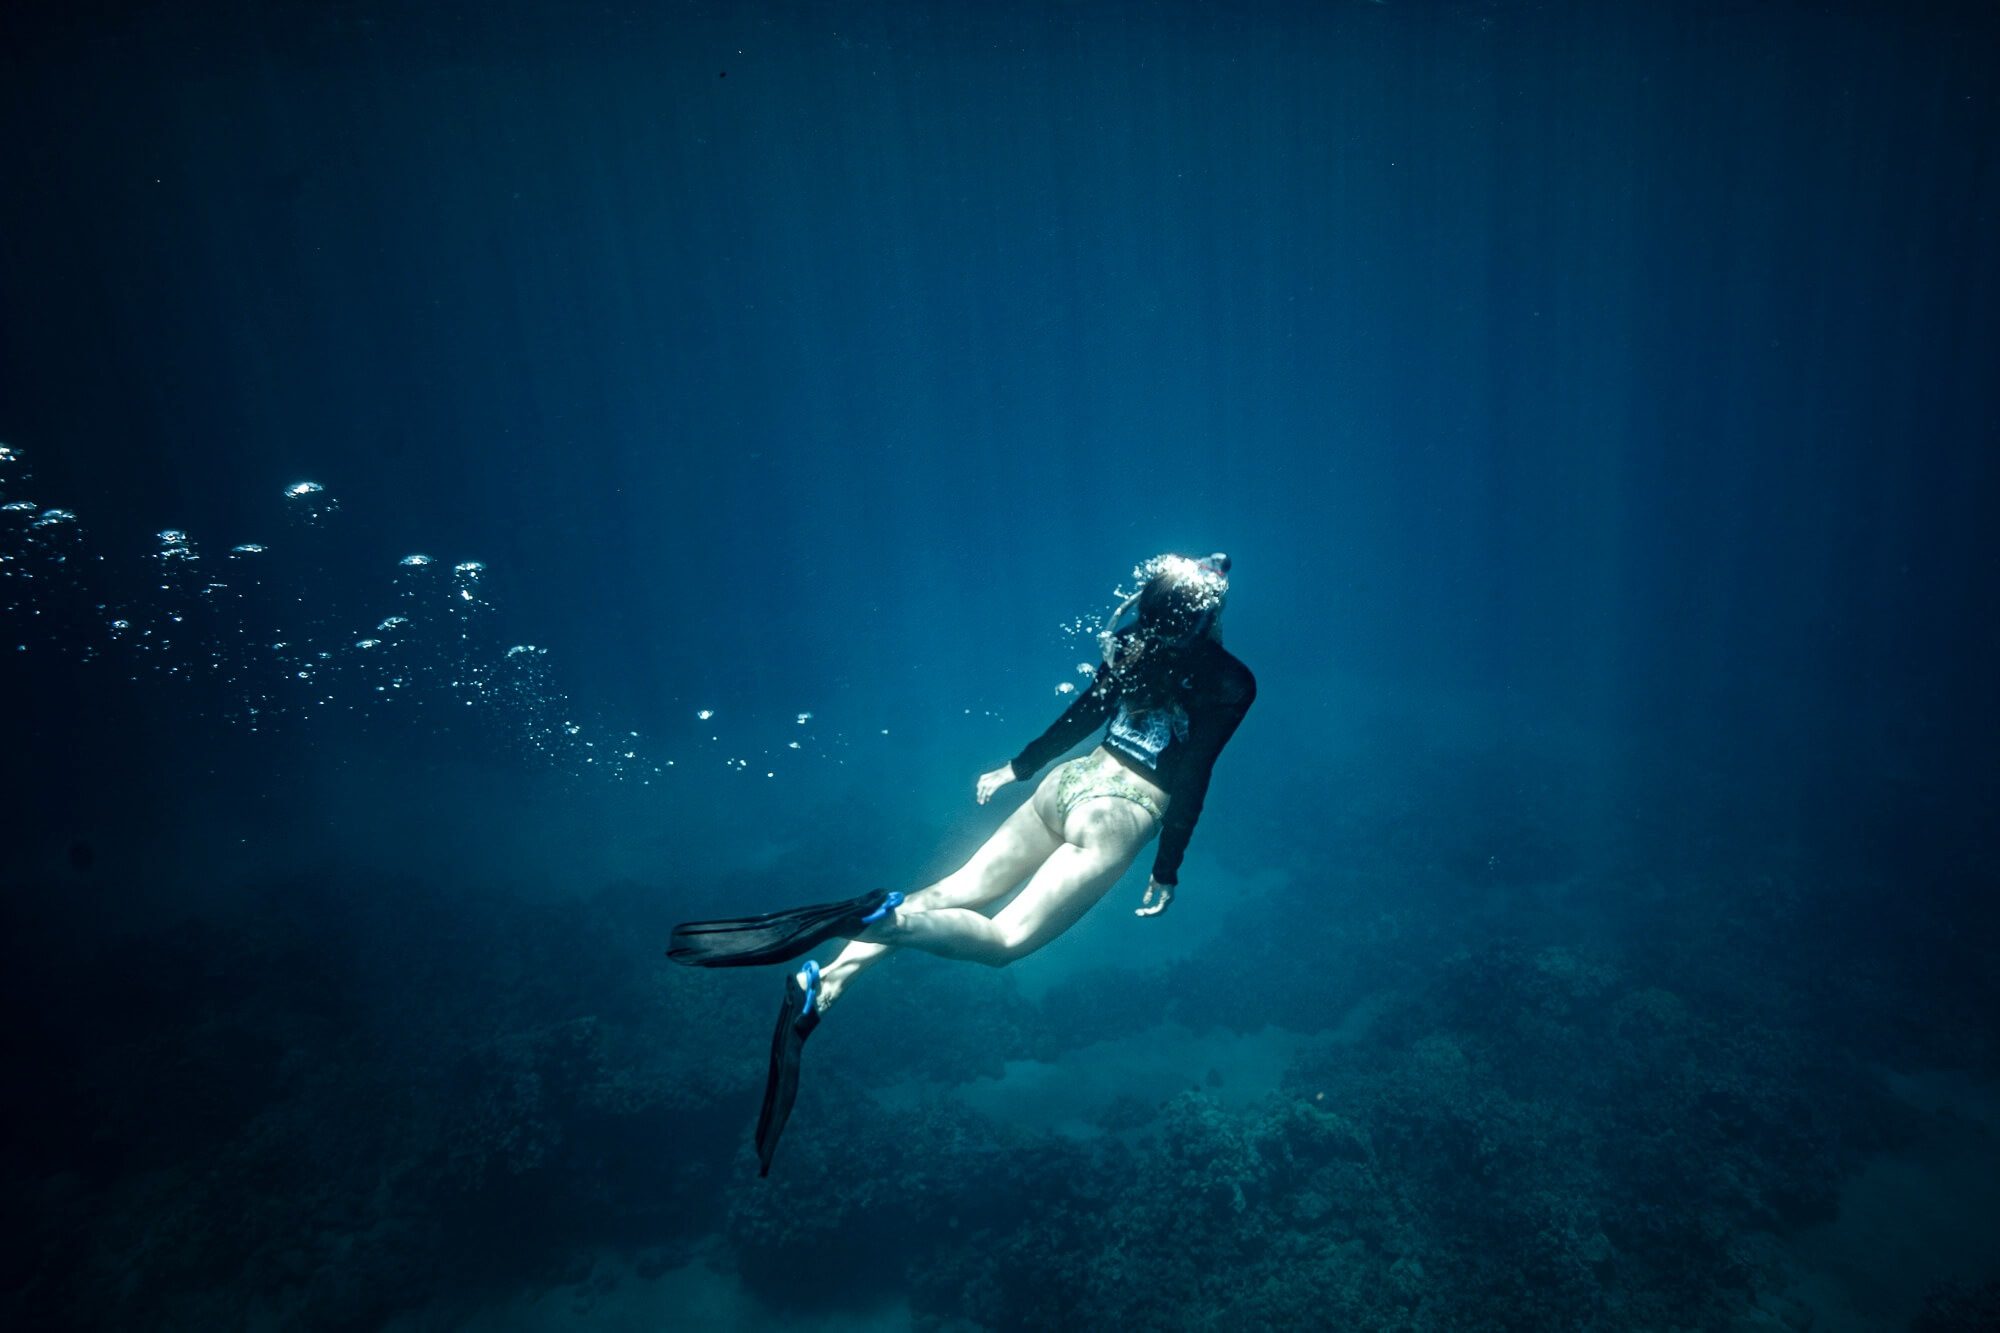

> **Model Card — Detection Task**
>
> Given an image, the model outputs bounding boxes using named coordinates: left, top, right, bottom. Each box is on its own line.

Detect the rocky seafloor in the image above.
left=3, top=742, right=1995, bottom=1332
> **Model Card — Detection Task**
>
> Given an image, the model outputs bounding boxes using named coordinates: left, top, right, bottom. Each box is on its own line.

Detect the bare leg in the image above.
left=874, top=798, right=1149, bottom=966
left=878, top=841, right=1132, bottom=965
left=817, top=795, right=1061, bottom=1007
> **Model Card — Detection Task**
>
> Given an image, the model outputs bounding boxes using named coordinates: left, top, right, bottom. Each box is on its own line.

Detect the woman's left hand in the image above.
left=975, top=764, right=1017, bottom=804
left=1135, top=877, right=1175, bottom=917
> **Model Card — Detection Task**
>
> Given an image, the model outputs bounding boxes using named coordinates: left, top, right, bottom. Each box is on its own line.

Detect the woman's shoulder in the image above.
left=1197, top=639, right=1256, bottom=698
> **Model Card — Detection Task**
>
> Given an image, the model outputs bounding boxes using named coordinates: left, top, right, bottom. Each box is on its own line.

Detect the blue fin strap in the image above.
left=797, top=959, right=821, bottom=1019
left=858, top=890, right=904, bottom=927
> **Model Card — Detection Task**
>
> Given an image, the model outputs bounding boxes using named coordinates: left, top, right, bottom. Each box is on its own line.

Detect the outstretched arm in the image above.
left=1005, top=663, right=1120, bottom=785
left=1144, top=666, right=1256, bottom=898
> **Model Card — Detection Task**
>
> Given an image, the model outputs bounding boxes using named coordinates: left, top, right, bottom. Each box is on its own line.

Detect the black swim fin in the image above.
left=668, top=888, right=902, bottom=968
left=756, top=962, right=822, bottom=1176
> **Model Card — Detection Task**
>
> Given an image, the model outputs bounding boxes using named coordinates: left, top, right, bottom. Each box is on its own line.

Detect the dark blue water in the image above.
left=3, top=2, right=1996, bottom=1329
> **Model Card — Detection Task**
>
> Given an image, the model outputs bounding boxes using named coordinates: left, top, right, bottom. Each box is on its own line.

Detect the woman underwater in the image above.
left=669, top=552, right=1256, bottom=1172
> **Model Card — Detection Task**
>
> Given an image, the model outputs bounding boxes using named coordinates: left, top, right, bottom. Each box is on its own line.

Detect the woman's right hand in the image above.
left=975, top=763, right=1017, bottom=804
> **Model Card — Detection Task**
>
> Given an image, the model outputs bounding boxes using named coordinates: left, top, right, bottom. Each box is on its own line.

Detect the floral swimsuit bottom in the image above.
left=1052, top=748, right=1166, bottom=826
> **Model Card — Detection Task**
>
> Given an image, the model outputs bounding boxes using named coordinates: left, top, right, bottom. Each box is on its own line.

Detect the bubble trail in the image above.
left=0, top=445, right=904, bottom=787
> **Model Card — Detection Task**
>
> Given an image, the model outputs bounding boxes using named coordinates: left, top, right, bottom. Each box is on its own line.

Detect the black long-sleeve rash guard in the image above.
left=1009, top=634, right=1256, bottom=886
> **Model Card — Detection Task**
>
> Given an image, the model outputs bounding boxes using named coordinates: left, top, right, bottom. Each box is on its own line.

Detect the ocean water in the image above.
left=2, top=2, right=1996, bottom=1329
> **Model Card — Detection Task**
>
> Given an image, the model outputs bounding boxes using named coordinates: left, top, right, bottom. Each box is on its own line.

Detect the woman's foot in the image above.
left=815, top=960, right=849, bottom=1011
left=853, top=891, right=905, bottom=947
left=813, top=889, right=914, bottom=1011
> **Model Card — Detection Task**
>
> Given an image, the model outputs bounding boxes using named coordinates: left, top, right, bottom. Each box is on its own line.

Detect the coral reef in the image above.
left=2, top=736, right=1992, bottom=1331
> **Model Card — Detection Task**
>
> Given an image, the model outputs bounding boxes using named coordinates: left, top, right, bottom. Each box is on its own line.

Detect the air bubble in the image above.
left=0, top=441, right=867, bottom=791
left=282, top=481, right=339, bottom=525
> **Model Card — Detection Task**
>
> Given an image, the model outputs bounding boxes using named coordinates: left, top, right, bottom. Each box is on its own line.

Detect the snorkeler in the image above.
left=669, top=552, right=1255, bottom=1174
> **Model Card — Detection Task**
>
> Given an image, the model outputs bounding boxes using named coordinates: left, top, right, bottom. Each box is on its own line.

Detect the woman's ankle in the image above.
left=817, top=974, right=846, bottom=1010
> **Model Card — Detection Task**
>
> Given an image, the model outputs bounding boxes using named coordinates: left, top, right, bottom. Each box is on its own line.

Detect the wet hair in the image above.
left=1099, top=554, right=1228, bottom=707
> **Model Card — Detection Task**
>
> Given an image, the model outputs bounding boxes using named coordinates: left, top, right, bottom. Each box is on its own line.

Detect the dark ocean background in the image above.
left=3, top=1, right=1997, bottom=1328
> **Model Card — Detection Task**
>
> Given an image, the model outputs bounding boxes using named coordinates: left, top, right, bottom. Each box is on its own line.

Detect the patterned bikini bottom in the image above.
left=1052, top=750, right=1166, bottom=825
